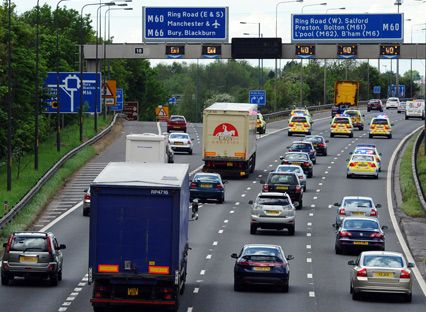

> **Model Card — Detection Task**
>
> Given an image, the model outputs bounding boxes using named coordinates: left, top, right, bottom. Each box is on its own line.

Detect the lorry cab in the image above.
left=330, top=114, right=353, bottom=138
left=405, top=100, right=425, bottom=120
left=343, top=109, right=364, bottom=130
left=369, top=115, right=393, bottom=139
left=288, top=114, right=311, bottom=136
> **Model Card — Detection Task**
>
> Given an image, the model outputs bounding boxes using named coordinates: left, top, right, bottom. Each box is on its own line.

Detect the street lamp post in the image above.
left=326, top=7, right=345, bottom=13
left=34, top=0, right=40, bottom=170
left=301, top=2, right=327, bottom=13
left=240, top=22, right=261, bottom=89
left=395, top=0, right=402, bottom=98
left=7, top=0, right=12, bottom=191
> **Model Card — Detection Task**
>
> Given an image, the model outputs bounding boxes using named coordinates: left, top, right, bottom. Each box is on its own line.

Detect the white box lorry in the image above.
left=202, top=103, right=257, bottom=177
left=405, top=100, right=425, bottom=120
left=126, top=133, right=174, bottom=163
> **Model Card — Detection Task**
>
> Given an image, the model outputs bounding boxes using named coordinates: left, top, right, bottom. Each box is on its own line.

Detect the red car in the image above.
left=367, top=99, right=383, bottom=112
left=167, top=115, right=187, bottom=133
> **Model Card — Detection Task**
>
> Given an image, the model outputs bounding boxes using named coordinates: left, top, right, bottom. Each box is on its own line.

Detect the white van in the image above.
left=405, top=100, right=425, bottom=120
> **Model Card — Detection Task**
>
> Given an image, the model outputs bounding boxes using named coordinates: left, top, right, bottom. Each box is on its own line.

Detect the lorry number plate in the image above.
left=151, top=190, right=169, bottom=195
left=128, top=288, right=139, bottom=296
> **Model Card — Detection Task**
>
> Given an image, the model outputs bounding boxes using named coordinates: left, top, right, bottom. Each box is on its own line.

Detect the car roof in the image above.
left=351, top=153, right=375, bottom=159
left=243, top=244, right=281, bottom=249
left=276, top=164, right=303, bottom=169
left=194, top=172, right=220, bottom=178
left=342, top=196, right=373, bottom=201
left=342, top=216, right=379, bottom=222
left=269, top=171, right=297, bottom=176
left=360, top=250, right=404, bottom=257
left=291, top=141, right=312, bottom=144
left=285, top=151, right=310, bottom=156
left=13, top=232, right=48, bottom=237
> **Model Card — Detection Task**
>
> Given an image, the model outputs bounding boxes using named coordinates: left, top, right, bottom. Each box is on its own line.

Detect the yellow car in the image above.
left=330, top=115, right=353, bottom=138
left=352, top=144, right=382, bottom=171
left=343, top=109, right=364, bottom=130
left=288, top=114, right=311, bottom=136
left=256, top=113, right=266, bottom=134
left=369, top=115, right=392, bottom=139
left=347, top=153, right=379, bottom=179
left=291, top=108, right=313, bottom=124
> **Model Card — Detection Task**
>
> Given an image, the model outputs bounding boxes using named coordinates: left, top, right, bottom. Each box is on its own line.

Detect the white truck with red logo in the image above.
left=202, top=103, right=257, bottom=177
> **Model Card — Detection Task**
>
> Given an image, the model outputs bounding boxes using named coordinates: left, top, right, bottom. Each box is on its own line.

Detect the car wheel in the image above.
left=346, top=174, right=351, bottom=179
left=308, top=172, right=313, bottom=178
left=388, top=134, right=392, bottom=139
left=250, top=224, right=257, bottom=235
left=397, top=110, right=401, bottom=114
left=352, top=290, right=361, bottom=301
left=350, top=282, right=353, bottom=294
left=288, top=225, right=295, bottom=236
left=330, top=133, right=334, bottom=138
left=323, top=150, right=328, bottom=156
left=83, top=208, right=89, bottom=217
left=313, top=159, right=316, bottom=165
left=303, top=185, right=306, bottom=192
left=374, top=174, right=379, bottom=179
left=281, top=281, right=289, bottom=293
left=367, top=108, right=370, bottom=112
left=369, top=134, right=373, bottom=139
left=50, top=273, right=59, bottom=286
left=188, top=149, right=193, bottom=155
left=307, top=131, right=312, bottom=135
left=1, top=273, right=10, bottom=286
left=359, top=126, right=364, bottom=131
left=297, top=200, right=303, bottom=210
left=349, top=133, right=354, bottom=138
left=335, top=244, right=343, bottom=255
left=58, top=270, right=62, bottom=281
left=219, top=195, right=224, bottom=204
left=288, top=131, right=292, bottom=136
left=380, top=109, right=383, bottom=112
left=405, top=293, right=412, bottom=303
left=234, top=280, right=243, bottom=292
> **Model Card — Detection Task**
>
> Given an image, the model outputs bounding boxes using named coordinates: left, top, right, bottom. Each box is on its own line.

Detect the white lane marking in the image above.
left=78, top=282, right=85, bottom=287
left=307, top=222, right=312, bottom=226
left=313, top=196, right=318, bottom=200
left=189, top=164, right=204, bottom=176
left=70, top=293, right=78, bottom=296
left=331, top=161, right=335, bottom=164
left=188, top=308, right=193, bottom=312
left=264, top=169, right=268, bottom=172
left=386, top=125, right=426, bottom=296
left=322, top=177, right=326, bottom=180
left=258, top=175, right=262, bottom=178
left=318, top=183, right=323, bottom=186
left=309, top=291, right=315, bottom=297
left=328, top=166, right=332, bottom=169
left=246, top=187, right=251, bottom=190
left=66, top=297, right=75, bottom=301
left=62, top=302, right=71, bottom=307
left=334, top=157, right=338, bottom=160
left=328, top=205, right=333, bottom=208
left=193, top=288, right=199, bottom=294
left=307, top=273, right=313, bottom=279
left=40, top=201, right=82, bottom=232
left=306, top=245, right=311, bottom=249
left=230, top=210, right=235, bottom=214
left=340, top=150, right=344, bottom=153
left=309, top=213, right=314, bottom=216
left=206, top=254, right=212, bottom=259
left=213, top=241, right=218, bottom=246
left=224, top=220, right=229, bottom=223
left=74, top=287, right=82, bottom=292
left=310, top=204, right=315, bottom=208
left=307, top=233, right=312, bottom=237
left=316, top=189, right=321, bottom=193
left=252, top=181, right=257, bottom=184
left=269, top=164, right=273, bottom=167
left=218, top=229, right=224, bottom=234
left=337, top=154, right=341, bottom=157
left=241, top=194, right=246, bottom=198
left=235, top=202, right=240, bottom=206
left=324, top=171, right=328, bottom=174
left=200, top=270, right=206, bottom=275
left=307, top=258, right=312, bottom=263
left=58, top=308, right=67, bottom=312
left=156, top=122, right=161, bottom=135
left=274, top=159, right=278, bottom=163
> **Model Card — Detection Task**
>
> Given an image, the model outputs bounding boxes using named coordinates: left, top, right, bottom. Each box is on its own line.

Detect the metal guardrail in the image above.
left=0, top=114, right=119, bottom=231
left=412, top=130, right=426, bottom=213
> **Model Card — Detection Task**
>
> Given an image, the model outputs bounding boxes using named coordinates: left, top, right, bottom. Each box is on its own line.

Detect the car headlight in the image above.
left=253, top=204, right=262, bottom=210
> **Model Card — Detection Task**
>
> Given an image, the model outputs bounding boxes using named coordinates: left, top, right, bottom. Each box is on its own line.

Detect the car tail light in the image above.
left=237, top=260, right=251, bottom=267
left=346, top=124, right=351, bottom=128
left=356, top=268, right=367, bottom=277
left=370, top=209, right=378, bottom=217
left=188, top=140, right=192, bottom=144
left=282, top=160, right=289, bottom=164
left=400, top=269, right=411, bottom=279
left=47, top=236, right=53, bottom=254
left=303, top=162, right=310, bottom=167
left=216, top=184, right=223, bottom=190
left=262, top=184, right=269, bottom=192
left=84, top=193, right=91, bottom=202
left=384, top=125, right=390, bottom=130
left=94, top=282, right=109, bottom=298
left=289, top=123, right=294, bottom=127
left=190, top=182, right=197, bottom=189
left=339, top=230, right=352, bottom=237
left=318, top=143, right=325, bottom=148
left=303, top=124, right=309, bottom=127
left=5, top=235, right=12, bottom=252
left=295, top=185, right=302, bottom=193
left=370, top=125, right=376, bottom=130
left=369, top=232, right=383, bottom=239
left=338, top=208, right=346, bottom=216
left=349, top=162, right=356, bottom=167
left=331, top=124, right=337, bottom=128
left=369, top=163, right=377, bottom=168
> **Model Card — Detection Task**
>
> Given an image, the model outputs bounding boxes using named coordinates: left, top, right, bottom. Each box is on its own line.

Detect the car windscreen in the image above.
left=291, top=117, right=307, bottom=122
left=276, top=166, right=302, bottom=174
left=344, top=111, right=358, bottom=116
left=257, top=197, right=291, bottom=206
left=285, top=153, right=308, bottom=161
left=10, top=236, right=48, bottom=252
left=304, top=136, right=322, bottom=144
left=351, top=155, right=374, bottom=162
left=290, top=143, right=311, bottom=150
left=334, top=118, right=350, bottom=124
left=268, top=174, right=296, bottom=185
left=242, top=247, right=282, bottom=261
left=170, top=134, right=189, bottom=139
left=343, top=199, right=373, bottom=208
left=372, top=119, right=389, bottom=125
left=343, top=219, right=379, bottom=230
left=170, top=116, right=185, bottom=122
left=194, top=175, right=220, bottom=183
left=368, top=100, right=380, bottom=104
left=362, top=255, right=404, bottom=268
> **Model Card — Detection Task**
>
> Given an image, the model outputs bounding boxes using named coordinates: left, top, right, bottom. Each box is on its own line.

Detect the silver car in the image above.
left=397, top=101, right=406, bottom=113
left=334, top=196, right=381, bottom=228
left=348, top=251, right=414, bottom=302
left=249, top=192, right=296, bottom=235
left=275, top=164, right=307, bottom=191
left=168, top=132, right=193, bottom=154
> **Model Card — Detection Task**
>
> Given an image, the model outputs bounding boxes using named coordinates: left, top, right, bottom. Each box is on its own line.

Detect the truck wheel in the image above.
left=250, top=224, right=257, bottom=235
left=288, top=225, right=295, bottom=236
left=249, top=154, right=256, bottom=173
left=349, top=133, right=354, bottom=138
left=388, top=134, right=392, bottom=139
left=369, top=134, right=373, bottom=139
left=330, top=133, right=334, bottom=138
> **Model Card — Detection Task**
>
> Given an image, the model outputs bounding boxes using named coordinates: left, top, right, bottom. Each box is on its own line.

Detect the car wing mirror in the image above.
left=347, top=260, right=356, bottom=265
left=334, top=203, right=340, bottom=206
left=286, top=146, right=291, bottom=149
left=379, top=153, right=382, bottom=156
left=408, top=262, right=415, bottom=268
left=279, top=156, right=284, bottom=160
left=349, top=152, right=353, bottom=155
left=325, top=140, right=329, bottom=143
left=346, top=159, right=349, bottom=162
left=231, top=253, right=238, bottom=259
left=2, top=243, right=7, bottom=248
left=84, top=188, right=88, bottom=192
left=59, top=244, right=66, bottom=250
left=286, top=255, right=294, bottom=261
left=375, top=204, right=382, bottom=208
left=248, top=200, right=253, bottom=205
left=381, top=225, right=388, bottom=231
left=332, top=223, right=337, bottom=228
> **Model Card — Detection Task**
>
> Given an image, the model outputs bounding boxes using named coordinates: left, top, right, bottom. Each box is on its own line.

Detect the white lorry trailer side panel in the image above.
left=405, top=100, right=425, bottom=118
left=126, top=133, right=167, bottom=163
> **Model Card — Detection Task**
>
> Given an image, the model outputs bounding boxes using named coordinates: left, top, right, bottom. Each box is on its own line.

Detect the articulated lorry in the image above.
left=202, top=103, right=257, bottom=177
left=89, top=162, right=195, bottom=311
left=332, top=80, right=359, bottom=117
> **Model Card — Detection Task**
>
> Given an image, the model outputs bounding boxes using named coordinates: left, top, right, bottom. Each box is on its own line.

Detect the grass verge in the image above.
left=399, top=133, right=426, bottom=218
left=416, top=140, right=426, bottom=209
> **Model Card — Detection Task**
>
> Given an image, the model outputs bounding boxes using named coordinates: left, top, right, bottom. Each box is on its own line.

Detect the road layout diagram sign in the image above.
left=291, top=14, right=403, bottom=43
left=43, top=72, right=101, bottom=113
left=109, top=88, right=123, bottom=111
left=143, top=7, right=228, bottom=42
left=249, top=90, right=266, bottom=106
left=373, top=86, right=381, bottom=94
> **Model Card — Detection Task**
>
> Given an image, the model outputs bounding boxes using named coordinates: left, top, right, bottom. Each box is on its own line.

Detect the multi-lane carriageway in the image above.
left=1, top=109, right=425, bottom=312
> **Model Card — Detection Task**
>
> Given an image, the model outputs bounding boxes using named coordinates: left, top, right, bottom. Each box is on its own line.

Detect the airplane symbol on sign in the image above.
left=212, top=20, right=220, bottom=29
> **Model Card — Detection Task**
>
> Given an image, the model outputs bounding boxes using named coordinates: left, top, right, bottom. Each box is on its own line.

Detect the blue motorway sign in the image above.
left=388, top=84, right=405, bottom=97
left=249, top=90, right=266, bottom=106
left=373, top=86, right=381, bottom=94
left=109, top=88, right=123, bottom=111
left=43, top=72, right=101, bottom=113
left=168, top=96, right=177, bottom=104
left=292, top=14, right=403, bottom=43
left=143, top=7, right=228, bottom=42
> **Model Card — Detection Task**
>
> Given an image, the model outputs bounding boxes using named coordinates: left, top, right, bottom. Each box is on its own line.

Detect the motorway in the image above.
left=1, top=109, right=425, bottom=312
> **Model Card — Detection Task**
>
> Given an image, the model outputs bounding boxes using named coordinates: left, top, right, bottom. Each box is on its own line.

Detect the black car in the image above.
left=280, top=152, right=313, bottom=178
left=261, top=172, right=303, bottom=209
left=334, top=217, right=386, bottom=255
left=189, top=173, right=225, bottom=203
left=231, top=244, right=294, bottom=292
left=287, top=141, right=317, bottom=163
left=303, top=135, right=328, bottom=156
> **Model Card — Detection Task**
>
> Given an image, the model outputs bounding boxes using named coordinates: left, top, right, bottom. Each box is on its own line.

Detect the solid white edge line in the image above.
left=387, top=125, right=426, bottom=297
left=40, top=201, right=83, bottom=232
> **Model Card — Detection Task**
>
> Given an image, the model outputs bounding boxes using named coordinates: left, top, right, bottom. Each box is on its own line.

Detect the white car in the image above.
left=397, top=101, right=406, bottom=113
left=168, top=132, right=193, bottom=154
left=275, top=164, right=307, bottom=191
left=405, top=100, right=425, bottom=120
left=333, top=196, right=381, bottom=227
left=385, top=97, right=400, bottom=109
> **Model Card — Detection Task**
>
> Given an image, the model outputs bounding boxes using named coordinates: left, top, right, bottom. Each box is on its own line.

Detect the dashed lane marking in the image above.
left=306, top=245, right=311, bottom=249
left=224, top=220, right=229, bottom=223
left=310, top=204, right=315, bottom=208
left=193, top=288, right=199, bottom=294
left=307, top=258, right=312, bottom=263
left=200, top=270, right=206, bottom=275
left=188, top=308, right=194, bottom=312
left=307, top=233, right=312, bottom=237
left=218, top=229, right=224, bottom=234
left=235, top=202, right=240, bottom=206
left=328, top=205, right=333, bottom=209
left=241, top=194, right=246, bottom=198
left=313, top=196, right=318, bottom=200
left=309, top=291, right=315, bottom=297
left=309, top=213, right=314, bottom=216
left=230, top=210, right=235, bottom=214
left=206, top=255, right=212, bottom=259
left=307, top=222, right=312, bottom=226
left=316, top=189, right=321, bottom=193
left=307, top=273, right=313, bottom=279
left=213, top=241, right=218, bottom=246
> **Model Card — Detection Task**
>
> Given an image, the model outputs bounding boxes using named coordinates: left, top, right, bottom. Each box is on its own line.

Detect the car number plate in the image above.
left=352, top=212, right=365, bottom=216
left=174, top=142, right=183, bottom=145
left=373, top=272, right=394, bottom=278
left=266, top=210, right=280, bottom=215
left=353, top=241, right=368, bottom=245
left=253, top=267, right=270, bottom=271
left=276, top=186, right=288, bottom=190
left=200, top=184, right=212, bottom=188
left=128, top=288, right=139, bottom=296
left=227, top=162, right=233, bottom=167
left=19, top=256, right=38, bottom=263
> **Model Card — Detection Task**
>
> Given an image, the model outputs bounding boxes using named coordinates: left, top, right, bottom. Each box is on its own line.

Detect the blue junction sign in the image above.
left=388, top=84, right=405, bottom=97
left=43, top=72, right=101, bottom=113
left=109, top=88, right=123, bottom=111
left=143, top=7, right=228, bottom=42
left=249, top=90, right=266, bottom=106
left=373, top=86, right=381, bottom=94
left=291, top=14, right=403, bottom=43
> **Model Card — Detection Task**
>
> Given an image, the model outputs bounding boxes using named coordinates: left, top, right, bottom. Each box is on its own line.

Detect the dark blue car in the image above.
left=287, top=141, right=317, bottom=164
left=189, top=173, right=225, bottom=203
left=231, top=244, right=294, bottom=292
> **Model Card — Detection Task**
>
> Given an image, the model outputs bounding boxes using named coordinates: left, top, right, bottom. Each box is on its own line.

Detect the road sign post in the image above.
left=249, top=90, right=266, bottom=106
left=143, top=7, right=228, bottom=42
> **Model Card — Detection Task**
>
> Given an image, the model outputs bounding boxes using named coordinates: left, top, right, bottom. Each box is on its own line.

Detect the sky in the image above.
left=11, top=0, right=426, bottom=76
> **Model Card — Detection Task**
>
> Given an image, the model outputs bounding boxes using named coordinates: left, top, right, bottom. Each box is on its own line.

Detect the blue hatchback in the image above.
left=189, top=173, right=225, bottom=203
left=287, top=141, right=317, bottom=164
